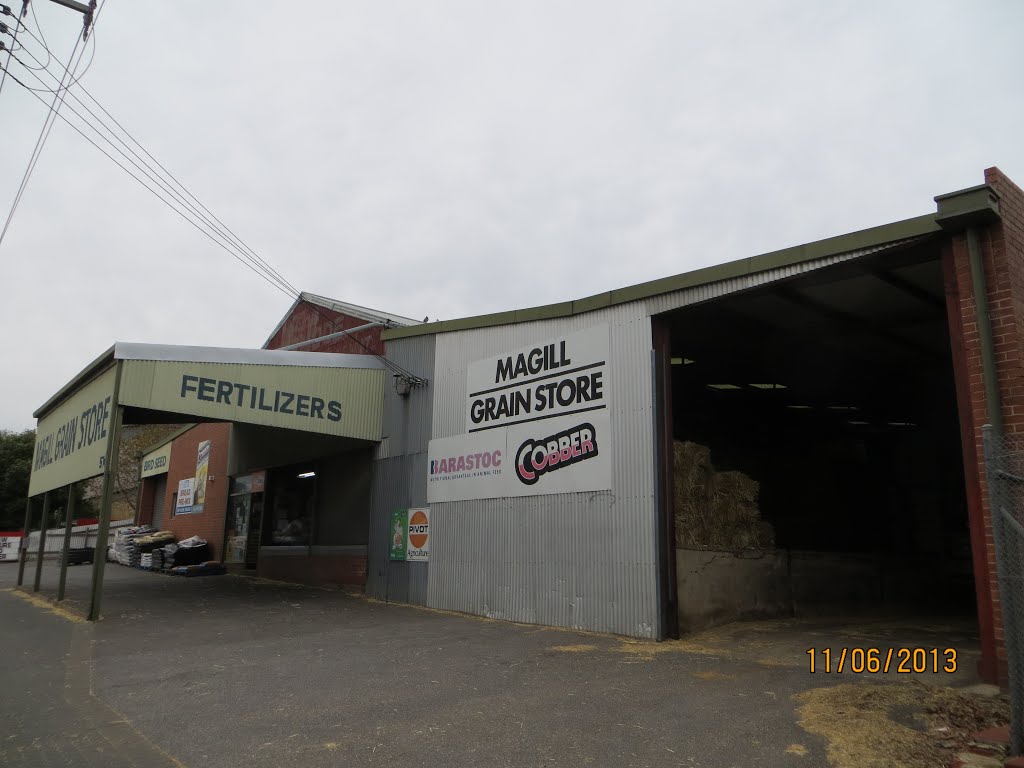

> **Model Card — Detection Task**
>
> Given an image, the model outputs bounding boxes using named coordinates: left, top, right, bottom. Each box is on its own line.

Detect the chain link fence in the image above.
left=983, top=425, right=1024, bottom=756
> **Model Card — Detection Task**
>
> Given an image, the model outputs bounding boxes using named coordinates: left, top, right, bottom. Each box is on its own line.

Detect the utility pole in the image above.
left=47, top=0, right=97, bottom=38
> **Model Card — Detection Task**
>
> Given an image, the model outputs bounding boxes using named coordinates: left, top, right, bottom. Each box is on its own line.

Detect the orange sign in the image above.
left=409, top=510, right=429, bottom=548
left=406, top=507, right=430, bottom=562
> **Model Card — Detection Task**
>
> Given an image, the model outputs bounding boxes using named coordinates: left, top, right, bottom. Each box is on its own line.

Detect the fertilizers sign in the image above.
left=465, top=325, right=610, bottom=433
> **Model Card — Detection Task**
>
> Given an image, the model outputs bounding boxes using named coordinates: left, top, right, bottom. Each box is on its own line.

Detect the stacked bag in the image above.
left=112, top=525, right=157, bottom=566
left=133, top=530, right=175, bottom=567
left=165, top=536, right=225, bottom=576
left=170, top=536, right=211, bottom=566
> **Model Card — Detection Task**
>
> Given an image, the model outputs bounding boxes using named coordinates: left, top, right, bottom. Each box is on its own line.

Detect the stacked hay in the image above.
left=673, top=440, right=774, bottom=550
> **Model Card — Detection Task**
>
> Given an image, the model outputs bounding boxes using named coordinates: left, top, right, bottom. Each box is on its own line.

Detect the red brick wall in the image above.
left=136, top=476, right=157, bottom=526
left=946, top=167, right=1024, bottom=684
left=257, top=552, right=368, bottom=588
left=264, top=301, right=386, bottom=355
left=159, top=423, right=232, bottom=560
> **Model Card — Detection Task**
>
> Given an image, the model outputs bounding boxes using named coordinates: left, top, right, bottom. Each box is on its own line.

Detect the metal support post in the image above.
left=16, top=496, right=33, bottom=587
left=87, top=379, right=123, bottom=621
left=57, top=482, right=76, bottom=601
left=32, top=492, right=50, bottom=592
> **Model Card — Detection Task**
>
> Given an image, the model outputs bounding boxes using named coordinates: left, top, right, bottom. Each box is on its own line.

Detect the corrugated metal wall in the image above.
left=372, top=243, right=899, bottom=635
left=428, top=303, right=660, bottom=637
left=366, top=335, right=435, bottom=603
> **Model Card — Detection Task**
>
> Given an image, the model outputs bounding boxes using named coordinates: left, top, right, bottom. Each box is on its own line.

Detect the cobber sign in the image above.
left=428, top=410, right=611, bottom=503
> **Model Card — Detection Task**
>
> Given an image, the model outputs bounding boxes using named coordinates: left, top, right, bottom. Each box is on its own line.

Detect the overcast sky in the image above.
left=1, top=0, right=1022, bottom=430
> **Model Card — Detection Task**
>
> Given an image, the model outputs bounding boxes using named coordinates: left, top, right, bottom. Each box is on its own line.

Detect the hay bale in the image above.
left=672, top=440, right=774, bottom=550
left=673, top=441, right=712, bottom=548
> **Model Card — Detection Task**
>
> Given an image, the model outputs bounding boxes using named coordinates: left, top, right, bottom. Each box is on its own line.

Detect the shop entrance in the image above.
left=654, top=238, right=977, bottom=636
left=224, top=470, right=266, bottom=569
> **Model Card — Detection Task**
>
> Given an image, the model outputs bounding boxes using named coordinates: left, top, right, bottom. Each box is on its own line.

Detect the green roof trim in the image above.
left=382, top=212, right=943, bottom=341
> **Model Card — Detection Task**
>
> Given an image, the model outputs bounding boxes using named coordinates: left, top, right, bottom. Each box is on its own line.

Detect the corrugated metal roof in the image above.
left=301, top=292, right=423, bottom=327
left=383, top=214, right=944, bottom=340
left=34, top=343, right=385, bottom=419
left=113, top=342, right=384, bottom=368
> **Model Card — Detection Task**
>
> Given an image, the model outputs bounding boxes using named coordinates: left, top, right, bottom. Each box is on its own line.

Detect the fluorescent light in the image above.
left=848, top=420, right=870, bottom=426
left=887, top=421, right=917, bottom=427
left=749, top=383, right=787, bottom=390
left=671, top=358, right=696, bottom=366
left=787, top=405, right=813, bottom=410
left=297, top=471, right=316, bottom=478
left=827, top=406, right=858, bottom=411
left=707, top=384, right=742, bottom=390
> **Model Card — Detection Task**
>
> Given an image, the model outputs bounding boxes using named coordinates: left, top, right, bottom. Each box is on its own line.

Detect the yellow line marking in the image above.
left=549, top=644, right=598, bottom=653
left=4, top=587, right=86, bottom=623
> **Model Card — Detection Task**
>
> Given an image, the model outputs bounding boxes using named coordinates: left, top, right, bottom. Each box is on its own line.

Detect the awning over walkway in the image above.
left=29, top=343, right=385, bottom=497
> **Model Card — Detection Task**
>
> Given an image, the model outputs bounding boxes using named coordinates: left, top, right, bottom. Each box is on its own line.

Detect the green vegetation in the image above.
left=0, top=429, right=34, bottom=530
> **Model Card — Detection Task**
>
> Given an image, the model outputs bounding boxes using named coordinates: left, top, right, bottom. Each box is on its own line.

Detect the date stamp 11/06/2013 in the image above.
left=806, top=647, right=958, bottom=674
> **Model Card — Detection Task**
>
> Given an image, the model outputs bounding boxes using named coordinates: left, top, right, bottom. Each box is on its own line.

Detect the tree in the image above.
left=0, top=429, right=34, bottom=530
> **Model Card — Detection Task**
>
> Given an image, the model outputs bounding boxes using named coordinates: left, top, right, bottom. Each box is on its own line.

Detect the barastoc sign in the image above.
left=427, top=430, right=506, bottom=503
left=29, top=366, right=118, bottom=497
left=428, top=411, right=611, bottom=503
left=465, top=325, right=610, bottom=433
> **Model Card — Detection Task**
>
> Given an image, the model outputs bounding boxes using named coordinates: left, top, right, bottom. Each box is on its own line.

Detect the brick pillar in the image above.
left=946, top=167, right=1024, bottom=685
left=137, top=476, right=156, bottom=527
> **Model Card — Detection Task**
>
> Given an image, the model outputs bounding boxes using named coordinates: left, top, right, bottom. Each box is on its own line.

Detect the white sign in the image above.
left=0, top=533, right=21, bottom=563
left=465, top=325, right=610, bottom=432
left=140, top=444, right=171, bottom=478
left=175, top=478, right=195, bottom=515
left=427, top=430, right=507, bottom=503
left=406, top=508, right=430, bottom=562
left=428, top=411, right=612, bottom=502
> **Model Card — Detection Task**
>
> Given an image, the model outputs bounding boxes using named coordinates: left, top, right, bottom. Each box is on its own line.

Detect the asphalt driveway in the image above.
left=0, top=562, right=990, bottom=767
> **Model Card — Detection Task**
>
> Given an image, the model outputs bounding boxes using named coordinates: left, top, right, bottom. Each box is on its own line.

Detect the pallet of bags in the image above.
left=162, top=543, right=178, bottom=571
left=173, top=536, right=211, bottom=566
left=112, top=525, right=157, bottom=566
left=170, top=561, right=225, bottom=577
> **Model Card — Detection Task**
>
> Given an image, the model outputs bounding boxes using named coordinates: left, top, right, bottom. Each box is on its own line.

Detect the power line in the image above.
left=0, top=1, right=26, bottom=97
left=15, top=22, right=299, bottom=299
left=0, top=30, right=83, bottom=249
left=28, top=0, right=51, bottom=71
left=0, top=64, right=299, bottom=302
left=9, top=48, right=298, bottom=298
left=3, top=16, right=426, bottom=384
left=1, top=0, right=103, bottom=250
left=3, top=64, right=425, bottom=383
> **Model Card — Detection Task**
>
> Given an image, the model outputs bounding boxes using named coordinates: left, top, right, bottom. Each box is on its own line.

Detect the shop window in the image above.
left=264, top=465, right=315, bottom=547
